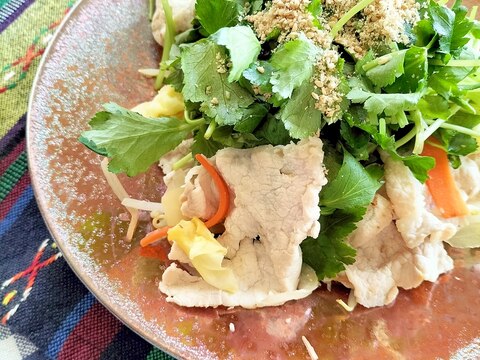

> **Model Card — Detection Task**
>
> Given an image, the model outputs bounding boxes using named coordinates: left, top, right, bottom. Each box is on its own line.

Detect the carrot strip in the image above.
left=140, top=226, right=170, bottom=247
left=140, top=154, right=230, bottom=247
left=421, top=138, right=469, bottom=218
left=195, top=154, right=231, bottom=228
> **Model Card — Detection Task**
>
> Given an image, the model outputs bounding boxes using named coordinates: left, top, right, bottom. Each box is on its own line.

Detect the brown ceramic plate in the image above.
left=27, top=0, right=480, bottom=359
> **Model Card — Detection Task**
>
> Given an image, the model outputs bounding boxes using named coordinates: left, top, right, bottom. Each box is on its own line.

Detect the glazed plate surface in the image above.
left=27, top=0, right=480, bottom=358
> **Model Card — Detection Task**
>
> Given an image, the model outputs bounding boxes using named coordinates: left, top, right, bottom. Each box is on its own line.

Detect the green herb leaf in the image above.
left=212, top=26, right=261, bottom=82
left=347, top=88, right=423, bottom=116
left=301, top=209, right=359, bottom=280
left=195, top=0, right=241, bottom=35
left=243, top=60, right=274, bottom=92
left=233, top=103, right=268, bottom=133
left=388, top=46, right=429, bottom=93
left=191, top=127, right=224, bottom=157
left=270, top=35, right=321, bottom=98
left=79, top=104, right=197, bottom=176
left=279, top=80, right=323, bottom=139
left=320, top=150, right=382, bottom=210
left=181, top=40, right=255, bottom=126
left=254, top=115, right=292, bottom=145
left=364, top=50, right=407, bottom=88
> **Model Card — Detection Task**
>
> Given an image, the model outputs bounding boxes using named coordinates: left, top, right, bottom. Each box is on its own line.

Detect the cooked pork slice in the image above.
left=160, top=137, right=327, bottom=307
left=181, top=164, right=219, bottom=220
left=452, top=154, right=480, bottom=201
left=152, top=0, right=195, bottom=46
left=381, top=152, right=457, bottom=248
left=341, top=194, right=454, bottom=308
left=160, top=243, right=319, bottom=308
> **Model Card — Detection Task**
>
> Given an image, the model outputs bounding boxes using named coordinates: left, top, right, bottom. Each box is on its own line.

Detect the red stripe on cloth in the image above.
left=57, top=302, right=123, bottom=360
left=0, top=139, right=25, bottom=174
left=0, top=172, right=30, bottom=220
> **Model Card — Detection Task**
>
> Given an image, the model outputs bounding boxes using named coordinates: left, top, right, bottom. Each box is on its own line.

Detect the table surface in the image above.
left=0, top=0, right=477, bottom=359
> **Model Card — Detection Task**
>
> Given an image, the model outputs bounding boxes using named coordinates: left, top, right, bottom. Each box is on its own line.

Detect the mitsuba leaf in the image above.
left=79, top=104, right=197, bottom=176
left=254, top=115, right=291, bottom=146
left=191, top=127, right=224, bottom=157
left=387, top=46, right=429, bottom=93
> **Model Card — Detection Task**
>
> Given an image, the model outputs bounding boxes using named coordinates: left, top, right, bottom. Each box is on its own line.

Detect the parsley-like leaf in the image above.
left=79, top=103, right=197, bottom=176
left=347, top=88, right=423, bottom=116
left=320, top=150, right=382, bottom=210
left=270, top=35, right=321, bottom=98
left=279, top=80, right=323, bottom=139
left=195, top=0, right=241, bottom=35
left=364, top=50, right=407, bottom=88
left=212, top=26, right=261, bottom=82
left=301, top=209, right=359, bottom=280
left=181, top=40, right=255, bottom=126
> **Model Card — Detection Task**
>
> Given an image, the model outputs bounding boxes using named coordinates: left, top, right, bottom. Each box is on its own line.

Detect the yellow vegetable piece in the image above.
left=168, top=218, right=238, bottom=293
left=162, top=169, right=187, bottom=226
left=132, top=85, right=184, bottom=118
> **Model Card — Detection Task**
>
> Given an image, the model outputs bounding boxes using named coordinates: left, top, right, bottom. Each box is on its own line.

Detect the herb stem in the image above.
left=424, top=119, right=480, bottom=137
left=469, top=6, right=478, bottom=20
left=425, top=34, right=438, bottom=50
left=330, top=0, right=375, bottom=39
left=148, top=0, right=155, bottom=21
left=172, top=152, right=193, bottom=170
left=395, top=124, right=417, bottom=149
left=204, top=121, right=217, bottom=140
left=412, top=110, right=427, bottom=154
left=362, top=53, right=393, bottom=72
left=429, top=59, right=480, bottom=67
left=183, top=110, right=205, bottom=125
left=155, top=0, right=176, bottom=90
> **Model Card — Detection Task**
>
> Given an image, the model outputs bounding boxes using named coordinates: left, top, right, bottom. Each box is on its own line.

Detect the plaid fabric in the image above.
left=0, top=1, right=174, bottom=359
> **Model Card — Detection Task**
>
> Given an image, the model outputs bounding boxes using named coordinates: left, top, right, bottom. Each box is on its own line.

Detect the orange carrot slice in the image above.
left=140, top=154, right=230, bottom=247
left=421, top=138, right=469, bottom=218
left=195, top=154, right=231, bottom=228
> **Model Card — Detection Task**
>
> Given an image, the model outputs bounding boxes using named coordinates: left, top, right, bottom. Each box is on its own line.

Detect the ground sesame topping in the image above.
left=312, top=49, right=343, bottom=121
left=246, top=0, right=332, bottom=49
left=324, top=0, right=420, bottom=58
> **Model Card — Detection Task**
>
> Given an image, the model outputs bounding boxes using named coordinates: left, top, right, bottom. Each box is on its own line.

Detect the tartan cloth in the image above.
left=0, top=1, right=174, bottom=359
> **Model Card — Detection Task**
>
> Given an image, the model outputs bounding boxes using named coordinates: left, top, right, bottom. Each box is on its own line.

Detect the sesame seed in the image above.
left=256, top=66, right=265, bottom=74
left=211, top=97, right=219, bottom=105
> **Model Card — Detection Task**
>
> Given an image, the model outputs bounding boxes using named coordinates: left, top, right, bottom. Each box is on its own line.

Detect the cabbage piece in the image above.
left=131, top=85, right=184, bottom=117
left=167, top=217, right=238, bottom=293
left=445, top=220, right=480, bottom=249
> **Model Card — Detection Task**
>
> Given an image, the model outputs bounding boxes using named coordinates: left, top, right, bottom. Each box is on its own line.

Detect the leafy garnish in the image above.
left=79, top=104, right=198, bottom=176
left=269, top=35, right=321, bottom=99
left=280, top=80, right=323, bottom=139
left=302, top=149, right=382, bottom=280
left=181, top=40, right=255, bottom=125
left=195, top=0, right=241, bottom=35
left=347, top=88, right=423, bottom=116
left=212, top=26, right=261, bottom=82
